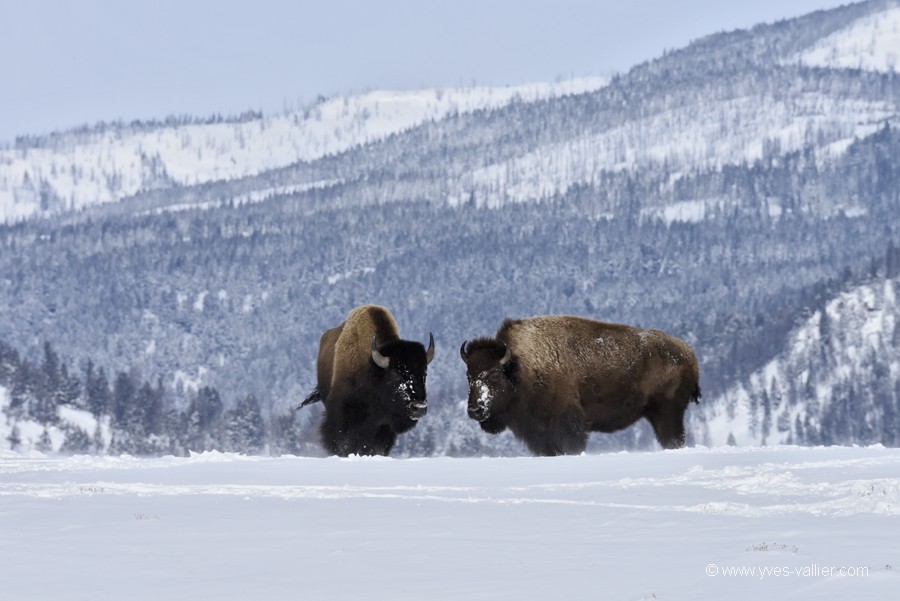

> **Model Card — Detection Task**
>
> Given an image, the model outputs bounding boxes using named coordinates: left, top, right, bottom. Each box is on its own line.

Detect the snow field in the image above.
left=1, top=445, right=897, bottom=600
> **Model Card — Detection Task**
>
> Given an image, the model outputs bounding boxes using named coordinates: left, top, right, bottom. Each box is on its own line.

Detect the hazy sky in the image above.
left=1, top=0, right=853, bottom=143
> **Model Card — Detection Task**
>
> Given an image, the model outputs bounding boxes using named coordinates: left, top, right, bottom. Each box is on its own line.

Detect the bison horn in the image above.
left=459, top=340, right=469, bottom=362
left=425, top=332, right=435, bottom=364
left=371, top=335, right=390, bottom=369
left=499, top=343, right=512, bottom=366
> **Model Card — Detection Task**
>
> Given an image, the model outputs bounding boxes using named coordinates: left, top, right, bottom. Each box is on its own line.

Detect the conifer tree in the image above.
left=86, top=365, right=112, bottom=418
left=225, top=394, right=265, bottom=454
left=6, top=425, right=21, bottom=451
left=37, top=428, right=53, bottom=453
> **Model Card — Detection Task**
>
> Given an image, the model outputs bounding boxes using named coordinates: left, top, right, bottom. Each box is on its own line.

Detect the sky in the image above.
left=0, top=0, right=854, bottom=143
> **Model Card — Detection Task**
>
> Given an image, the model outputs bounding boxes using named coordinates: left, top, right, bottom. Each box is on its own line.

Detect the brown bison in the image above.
left=459, top=315, right=700, bottom=455
left=300, top=305, right=434, bottom=456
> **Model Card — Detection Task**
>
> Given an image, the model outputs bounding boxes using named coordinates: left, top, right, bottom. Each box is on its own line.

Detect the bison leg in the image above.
left=319, top=416, right=348, bottom=456
left=370, top=425, right=397, bottom=456
left=319, top=401, right=391, bottom=456
left=318, top=412, right=361, bottom=456
left=526, top=406, right=588, bottom=456
left=644, top=403, right=687, bottom=450
left=320, top=419, right=388, bottom=456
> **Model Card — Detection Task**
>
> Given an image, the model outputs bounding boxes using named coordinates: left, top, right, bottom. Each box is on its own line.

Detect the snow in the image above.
left=452, top=94, right=895, bottom=209
left=700, top=276, right=900, bottom=447
left=793, top=6, right=900, bottom=73
left=327, top=267, right=376, bottom=285
left=473, top=380, right=491, bottom=413
left=0, top=78, right=608, bottom=223
left=0, top=387, right=110, bottom=453
left=643, top=198, right=714, bottom=224
left=0, top=445, right=897, bottom=600
left=172, top=367, right=208, bottom=395
left=193, top=290, right=208, bottom=312
left=57, top=406, right=100, bottom=436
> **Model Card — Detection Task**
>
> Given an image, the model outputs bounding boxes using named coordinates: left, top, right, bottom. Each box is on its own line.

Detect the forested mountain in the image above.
left=2, top=0, right=900, bottom=455
left=0, top=79, right=607, bottom=222
left=696, top=246, right=900, bottom=448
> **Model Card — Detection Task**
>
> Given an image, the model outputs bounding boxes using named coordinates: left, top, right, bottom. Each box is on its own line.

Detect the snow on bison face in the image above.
left=372, top=334, right=434, bottom=421
left=460, top=340, right=514, bottom=422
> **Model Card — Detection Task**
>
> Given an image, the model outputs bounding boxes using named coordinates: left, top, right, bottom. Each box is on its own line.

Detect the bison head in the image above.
left=459, top=339, right=514, bottom=423
left=371, top=334, right=434, bottom=421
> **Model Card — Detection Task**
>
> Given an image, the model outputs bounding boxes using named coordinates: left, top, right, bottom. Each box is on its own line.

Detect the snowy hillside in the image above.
left=453, top=94, right=896, bottom=210
left=0, top=446, right=897, bottom=600
left=794, top=4, right=900, bottom=72
left=439, top=1, right=900, bottom=210
left=5, top=3, right=900, bottom=223
left=0, top=385, right=111, bottom=453
left=699, top=274, right=900, bottom=447
left=0, top=77, right=607, bottom=223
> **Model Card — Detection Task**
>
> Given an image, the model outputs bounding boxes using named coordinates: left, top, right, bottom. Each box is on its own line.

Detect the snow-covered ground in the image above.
left=1, top=445, right=897, bottom=600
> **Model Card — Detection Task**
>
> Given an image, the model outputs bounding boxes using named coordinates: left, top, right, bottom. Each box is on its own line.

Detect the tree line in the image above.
left=0, top=339, right=319, bottom=456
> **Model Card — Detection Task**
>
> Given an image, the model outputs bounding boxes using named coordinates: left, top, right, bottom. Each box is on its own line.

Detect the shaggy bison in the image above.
left=460, top=315, right=700, bottom=455
left=300, top=305, right=434, bottom=456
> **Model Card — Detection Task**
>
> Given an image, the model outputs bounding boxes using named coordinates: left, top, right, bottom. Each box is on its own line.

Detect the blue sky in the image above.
left=1, top=0, right=852, bottom=143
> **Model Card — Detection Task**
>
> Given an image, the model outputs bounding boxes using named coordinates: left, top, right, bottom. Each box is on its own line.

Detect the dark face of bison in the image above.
left=459, top=339, right=514, bottom=422
left=371, top=334, right=434, bottom=421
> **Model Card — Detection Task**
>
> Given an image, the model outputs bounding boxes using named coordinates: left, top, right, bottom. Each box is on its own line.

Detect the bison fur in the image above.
left=300, top=305, right=434, bottom=456
left=460, top=315, right=700, bottom=456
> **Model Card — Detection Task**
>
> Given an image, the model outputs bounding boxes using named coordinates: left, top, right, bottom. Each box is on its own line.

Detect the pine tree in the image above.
left=142, top=378, right=165, bottom=436
left=86, top=365, right=112, bottom=418
left=60, top=427, right=92, bottom=454
left=37, top=428, right=53, bottom=453
left=8, top=372, right=30, bottom=421
left=40, top=342, right=61, bottom=394
left=111, top=370, right=137, bottom=426
left=92, top=422, right=106, bottom=454
left=225, top=394, right=265, bottom=454
left=6, top=425, right=21, bottom=451
left=0, top=340, right=20, bottom=383
left=184, top=386, right=224, bottom=452
left=25, top=344, right=57, bottom=421
left=59, top=362, right=83, bottom=409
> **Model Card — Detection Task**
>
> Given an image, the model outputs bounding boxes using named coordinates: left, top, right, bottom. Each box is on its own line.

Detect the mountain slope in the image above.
left=698, top=266, right=900, bottom=447
left=141, top=0, right=898, bottom=217
left=794, top=2, right=900, bottom=71
left=0, top=78, right=607, bottom=223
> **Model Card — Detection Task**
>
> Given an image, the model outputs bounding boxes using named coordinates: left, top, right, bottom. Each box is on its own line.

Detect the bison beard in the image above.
left=461, top=316, right=701, bottom=456
left=300, top=305, right=433, bottom=457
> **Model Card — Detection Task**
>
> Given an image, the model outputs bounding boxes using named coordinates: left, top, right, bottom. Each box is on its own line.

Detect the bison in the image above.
left=459, top=315, right=700, bottom=456
left=300, top=305, right=435, bottom=456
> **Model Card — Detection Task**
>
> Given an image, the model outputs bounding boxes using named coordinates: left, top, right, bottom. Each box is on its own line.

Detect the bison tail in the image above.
left=298, top=387, right=322, bottom=410
left=690, top=383, right=702, bottom=404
